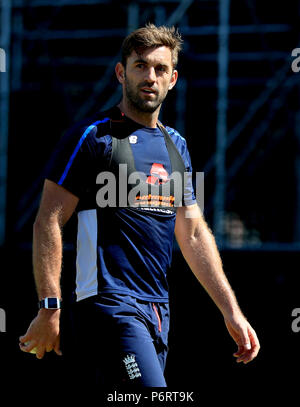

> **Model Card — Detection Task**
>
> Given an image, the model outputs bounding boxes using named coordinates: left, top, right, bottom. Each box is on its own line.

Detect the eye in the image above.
left=156, top=65, right=167, bottom=73
left=136, top=63, right=145, bottom=69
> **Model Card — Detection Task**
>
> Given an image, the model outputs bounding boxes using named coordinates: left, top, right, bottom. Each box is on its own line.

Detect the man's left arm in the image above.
left=175, top=203, right=260, bottom=364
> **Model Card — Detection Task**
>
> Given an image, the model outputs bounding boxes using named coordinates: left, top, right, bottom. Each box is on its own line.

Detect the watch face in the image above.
left=47, top=298, right=58, bottom=308
left=48, top=298, right=59, bottom=308
left=40, top=298, right=60, bottom=309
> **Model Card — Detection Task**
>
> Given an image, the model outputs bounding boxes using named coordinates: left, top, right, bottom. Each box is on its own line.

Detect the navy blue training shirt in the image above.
left=47, top=106, right=196, bottom=302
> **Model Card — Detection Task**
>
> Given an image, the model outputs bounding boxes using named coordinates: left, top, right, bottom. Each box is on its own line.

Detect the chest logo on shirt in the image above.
left=129, top=135, right=138, bottom=144
left=146, top=163, right=169, bottom=185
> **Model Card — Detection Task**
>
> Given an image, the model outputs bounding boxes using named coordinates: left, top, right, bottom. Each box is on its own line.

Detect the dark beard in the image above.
left=124, top=77, right=167, bottom=114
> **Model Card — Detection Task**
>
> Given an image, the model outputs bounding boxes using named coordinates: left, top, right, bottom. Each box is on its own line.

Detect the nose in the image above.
left=144, top=66, right=156, bottom=83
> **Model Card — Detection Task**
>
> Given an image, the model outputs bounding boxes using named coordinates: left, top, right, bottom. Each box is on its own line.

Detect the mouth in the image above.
left=140, top=87, right=157, bottom=96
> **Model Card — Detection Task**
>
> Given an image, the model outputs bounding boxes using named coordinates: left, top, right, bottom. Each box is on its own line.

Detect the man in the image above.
left=19, top=24, right=259, bottom=387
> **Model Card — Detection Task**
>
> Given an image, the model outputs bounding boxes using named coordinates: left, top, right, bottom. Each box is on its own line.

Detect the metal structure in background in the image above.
left=214, top=0, right=230, bottom=244
left=0, top=0, right=11, bottom=246
left=1, top=0, right=299, bottom=250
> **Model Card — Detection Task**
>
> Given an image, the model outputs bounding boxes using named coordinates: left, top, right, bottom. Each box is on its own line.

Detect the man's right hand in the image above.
left=19, top=308, right=62, bottom=359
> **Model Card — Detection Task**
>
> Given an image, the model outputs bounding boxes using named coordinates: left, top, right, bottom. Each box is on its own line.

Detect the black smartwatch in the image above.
left=38, top=297, right=61, bottom=309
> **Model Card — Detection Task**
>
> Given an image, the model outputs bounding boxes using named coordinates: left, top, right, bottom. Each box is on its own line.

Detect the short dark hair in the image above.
left=121, top=23, right=183, bottom=68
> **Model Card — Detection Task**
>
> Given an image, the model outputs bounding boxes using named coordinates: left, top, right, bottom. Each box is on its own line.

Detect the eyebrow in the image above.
left=133, top=58, right=147, bottom=65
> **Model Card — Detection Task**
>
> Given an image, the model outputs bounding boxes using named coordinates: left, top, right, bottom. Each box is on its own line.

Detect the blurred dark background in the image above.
left=1, top=0, right=300, bottom=399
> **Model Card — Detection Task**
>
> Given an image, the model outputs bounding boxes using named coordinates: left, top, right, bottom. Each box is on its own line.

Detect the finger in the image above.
left=235, top=338, right=251, bottom=360
left=242, top=328, right=260, bottom=362
left=35, top=346, right=46, bottom=360
left=239, top=351, right=255, bottom=364
left=233, top=337, right=252, bottom=357
left=236, top=351, right=250, bottom=362
left=240, top=332, right=251, bottom=351
left=245, top=344, right=259, bottom=362
left=233, top=345, right=244, bottom=357
left=19, top=334, right=30, bottom=344
left=19, top=343, right=28, bottom=353
left=249, top=327, right=260, bottom=351
left=236, top=348, right=253, bottom=363
left=19, top=340, right=37, bottom=353
left=54, top=337, right=62, bottom=356
left=46, top=345, right=53, bottom=353
left=243, top=345, right=260, bottom=364
left=237, top=343, right=260, bottom=364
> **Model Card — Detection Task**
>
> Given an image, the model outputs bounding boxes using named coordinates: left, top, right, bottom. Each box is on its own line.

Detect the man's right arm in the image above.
left=19, top=179, right=79, bottom=359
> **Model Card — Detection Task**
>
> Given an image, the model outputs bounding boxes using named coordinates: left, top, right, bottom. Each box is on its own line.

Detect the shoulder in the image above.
left=165, top=126, right=187, bottom=143
left=66, top=108, right=114, bottom=141
left=165, top=126, right=188, bottom=153
left=58, top=108, right=116, bottom=155
left=164, top=125, right=193, bottom=170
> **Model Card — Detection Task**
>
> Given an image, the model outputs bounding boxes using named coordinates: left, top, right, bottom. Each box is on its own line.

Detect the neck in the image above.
left=118, top=99, right=160, bottom=128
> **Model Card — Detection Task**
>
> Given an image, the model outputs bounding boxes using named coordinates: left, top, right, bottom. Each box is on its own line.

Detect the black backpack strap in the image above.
left=109, top=121, right=186, bottom=209
left=109, top=135, right=138, bottom=207
left=157, top=122, right=186, bottom=175
left=157, top=122, right=186, bottom=207
left=110, top=136, right=137, bottom=176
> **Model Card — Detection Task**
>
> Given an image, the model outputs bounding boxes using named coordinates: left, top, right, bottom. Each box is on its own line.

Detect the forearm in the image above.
left=178, top=221, right=243, bottom=320
left=20, top=180, right=78, bottom=358
left=175, top=206, right=259, bottom=362
left=32, top=217, right=63, bottom=300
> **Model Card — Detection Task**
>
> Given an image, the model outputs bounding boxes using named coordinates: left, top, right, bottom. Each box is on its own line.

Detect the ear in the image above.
left=115, top=62, right=125, bottom=84
left=168, top=69, right=178, bottom=90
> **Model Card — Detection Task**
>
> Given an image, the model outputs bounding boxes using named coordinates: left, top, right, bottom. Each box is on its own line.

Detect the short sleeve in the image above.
left=46, top=122, right=99, bottom=199
left=182, top=147, right=197, bottom=206
left=166, top=126, right=196, bottom=207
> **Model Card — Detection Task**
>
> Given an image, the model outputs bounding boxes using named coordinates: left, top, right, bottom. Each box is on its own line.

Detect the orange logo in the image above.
left=146, top=163, right=169, bottom=185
